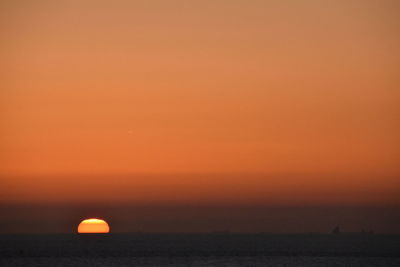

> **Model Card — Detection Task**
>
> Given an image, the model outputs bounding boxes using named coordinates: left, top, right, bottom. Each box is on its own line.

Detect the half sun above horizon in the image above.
left=77, top=218, right=110, bottom=233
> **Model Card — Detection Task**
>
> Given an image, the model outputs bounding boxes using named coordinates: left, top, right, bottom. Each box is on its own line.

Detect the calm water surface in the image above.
left=1, top=233, right=399, bottom=266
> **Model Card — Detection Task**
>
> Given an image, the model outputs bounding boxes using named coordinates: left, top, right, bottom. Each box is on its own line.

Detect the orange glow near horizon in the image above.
left=77, top=218, right=110, bottom=234
left=0, top=0, right=399, bottom=208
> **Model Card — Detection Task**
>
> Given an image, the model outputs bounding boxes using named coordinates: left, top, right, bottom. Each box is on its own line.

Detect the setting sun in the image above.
left=77, top=218, right=110, bottom=234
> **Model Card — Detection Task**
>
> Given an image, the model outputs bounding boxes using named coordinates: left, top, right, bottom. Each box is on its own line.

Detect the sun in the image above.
left=77, top=218, right=110, bottom=233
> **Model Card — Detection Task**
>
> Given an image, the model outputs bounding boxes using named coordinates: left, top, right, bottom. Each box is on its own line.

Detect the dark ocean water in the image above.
left=1, top=233, right=399, bottom=266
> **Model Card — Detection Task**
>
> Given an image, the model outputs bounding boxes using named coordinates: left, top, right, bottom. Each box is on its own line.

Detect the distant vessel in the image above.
left=211, top=230, right=231, bottom=234
left=332, top=226, right=340, bottom=234
left=361, top=229, right=375, bottom=235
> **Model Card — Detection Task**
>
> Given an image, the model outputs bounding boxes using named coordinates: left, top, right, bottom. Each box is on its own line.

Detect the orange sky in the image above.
left=1, top=0, right=399, bottom=206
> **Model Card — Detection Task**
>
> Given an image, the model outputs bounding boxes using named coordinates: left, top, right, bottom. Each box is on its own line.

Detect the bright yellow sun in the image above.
left=77, top=218, right=110, bottom=233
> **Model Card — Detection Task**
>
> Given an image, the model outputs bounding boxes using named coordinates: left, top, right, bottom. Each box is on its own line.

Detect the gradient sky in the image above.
left=0, top=0, right=399, bottom=232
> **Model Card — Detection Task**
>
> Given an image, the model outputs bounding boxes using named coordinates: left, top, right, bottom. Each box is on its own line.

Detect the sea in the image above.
left=1, top=233, right=399, bottom=266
